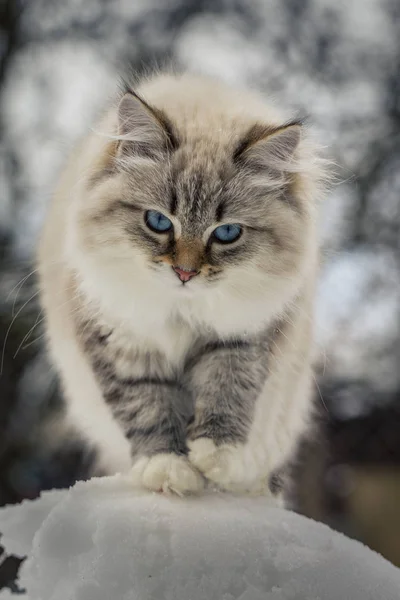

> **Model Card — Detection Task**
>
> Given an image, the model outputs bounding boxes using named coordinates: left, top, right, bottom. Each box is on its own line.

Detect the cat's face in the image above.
left=73, top=91, right=318, bottom=329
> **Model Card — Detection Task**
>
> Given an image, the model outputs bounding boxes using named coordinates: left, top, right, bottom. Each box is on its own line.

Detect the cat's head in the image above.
left=72, top=77, right=326, bottom=331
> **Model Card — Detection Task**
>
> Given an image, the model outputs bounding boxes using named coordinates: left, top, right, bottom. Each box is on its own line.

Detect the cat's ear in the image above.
left=236, top=122, right=301, bottom=171
left=116, top=92, right=177, bottom=160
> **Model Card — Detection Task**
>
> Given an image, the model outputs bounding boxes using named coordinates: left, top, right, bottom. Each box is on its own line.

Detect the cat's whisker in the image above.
left=13, top=287, right=85, bottom=360
left=4, top=257, right=73, bottom=314
left=13, top=308, right=44, bottom=359
left=0, top=289, right=41, bottom=376
left=271, top=339, right=284, bottom=358
left=21, top=332, right=46, bottom=351
left=22, top=297, right=86, bottom=352
left=6, top=268, right=39, bottom=314
left=312, top=373, right=329, bottom=414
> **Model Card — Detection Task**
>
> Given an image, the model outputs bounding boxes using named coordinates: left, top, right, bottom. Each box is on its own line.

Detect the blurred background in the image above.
left=0, top=0, right=399, bottom=592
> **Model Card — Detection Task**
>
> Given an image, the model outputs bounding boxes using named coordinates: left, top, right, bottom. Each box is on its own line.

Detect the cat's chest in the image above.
left=104, top=316, right=195, bottom=379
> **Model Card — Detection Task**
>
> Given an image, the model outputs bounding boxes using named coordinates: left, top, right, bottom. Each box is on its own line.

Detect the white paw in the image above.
left=188, top=438, right=268, bottom=494
left=129, top=453, right=205, bottom=496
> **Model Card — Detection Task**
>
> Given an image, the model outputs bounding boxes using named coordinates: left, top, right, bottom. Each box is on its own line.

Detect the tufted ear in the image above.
left=117, top=92, right=177, bottom=160
left=235, top=122, right=301, bottom=171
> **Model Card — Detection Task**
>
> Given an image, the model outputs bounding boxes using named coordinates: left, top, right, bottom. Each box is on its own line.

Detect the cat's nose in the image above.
left=173, top=266, right=199, bottom=283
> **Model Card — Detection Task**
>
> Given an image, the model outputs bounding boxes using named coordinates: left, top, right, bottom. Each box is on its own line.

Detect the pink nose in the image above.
left=173, top=266, right=198, bottom=283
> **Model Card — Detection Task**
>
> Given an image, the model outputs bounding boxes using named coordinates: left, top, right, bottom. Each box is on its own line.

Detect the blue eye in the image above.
left=213, top=223, right=242, bottom=243
left=145, top=210, right=173, bottom=233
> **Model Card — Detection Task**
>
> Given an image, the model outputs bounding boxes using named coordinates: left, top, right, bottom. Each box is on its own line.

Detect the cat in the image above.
left=37, top=72, right=327, bottom=500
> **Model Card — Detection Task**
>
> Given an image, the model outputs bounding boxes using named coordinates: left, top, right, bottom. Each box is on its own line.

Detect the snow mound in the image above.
left=0, top=476, right=399, bottom=599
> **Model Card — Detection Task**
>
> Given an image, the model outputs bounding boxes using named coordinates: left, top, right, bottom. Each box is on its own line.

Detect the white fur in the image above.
left=130, top=454, right=205, bottom=496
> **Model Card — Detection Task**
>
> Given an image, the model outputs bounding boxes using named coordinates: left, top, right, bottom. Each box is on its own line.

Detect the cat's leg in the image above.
left=86, top=353, right=205, bottom=495
left=53, top=317, right=203, bottom=495
left=70, top=307, right=205, bottom=495
left=184, top=335, right=272, bottom=494
left=185, top=327, right=312, bottom=498
left=111, top=381, right=205, bottom=495
left=66, top=364, right=204, bottom=495
left=71, top=361, right=204, bottom=495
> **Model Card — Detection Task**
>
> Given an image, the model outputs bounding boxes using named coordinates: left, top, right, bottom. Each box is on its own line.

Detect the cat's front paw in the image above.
left=129, top=453, right=205, bottom=496
left=188, top=438, right=266, bottom=494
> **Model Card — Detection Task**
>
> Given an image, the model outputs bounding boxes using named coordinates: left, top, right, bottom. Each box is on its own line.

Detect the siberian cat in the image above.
left=38, top=72, right=326, bottom=499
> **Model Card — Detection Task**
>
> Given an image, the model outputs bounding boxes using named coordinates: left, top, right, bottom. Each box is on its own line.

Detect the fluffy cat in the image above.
left=37, top=72, right=327, bottom=500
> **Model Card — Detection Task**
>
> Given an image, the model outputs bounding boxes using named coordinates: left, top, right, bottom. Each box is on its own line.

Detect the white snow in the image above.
left=0, top=476, right=399, bottom=599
